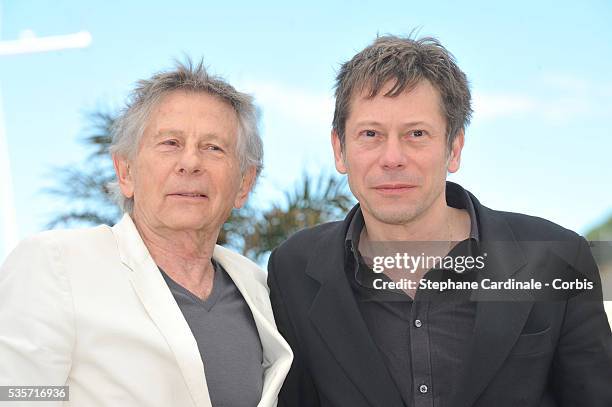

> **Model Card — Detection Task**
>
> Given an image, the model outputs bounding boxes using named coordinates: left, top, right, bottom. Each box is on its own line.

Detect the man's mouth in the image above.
left=373, top=184, right=417, bottom=195
left=374, top=184, right=416, bottom=190
left=169, top=193, right=208, bottom=198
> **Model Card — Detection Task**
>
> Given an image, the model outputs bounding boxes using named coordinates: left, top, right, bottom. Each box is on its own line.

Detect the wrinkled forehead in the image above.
left=149, top=89, right=238, bottom=122
left=142, top=90, right=240, bottom=138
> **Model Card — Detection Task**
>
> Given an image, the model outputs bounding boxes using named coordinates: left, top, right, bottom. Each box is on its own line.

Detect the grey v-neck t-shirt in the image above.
left=160, top=260, right=263, bottom=407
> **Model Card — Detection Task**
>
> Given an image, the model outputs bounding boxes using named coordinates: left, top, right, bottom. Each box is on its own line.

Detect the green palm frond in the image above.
left=45, top=109, right=120, bottom=229
left=238, top=172, right=355, bottom=262
left=82, top=111, right=115, bottom=158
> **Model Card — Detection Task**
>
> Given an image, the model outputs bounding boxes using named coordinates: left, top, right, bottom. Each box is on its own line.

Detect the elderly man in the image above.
left=268, top=36, right=612, bottom=407
left=0, top=61, right=292, bottom=407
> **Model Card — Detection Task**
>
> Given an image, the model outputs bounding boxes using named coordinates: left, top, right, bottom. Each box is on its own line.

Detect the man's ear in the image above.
left=447, top=129, right=465, bottom=174
left=331, top=130, right=348, bottom=174
left=113, top=154, right=135, bottom=199
left=234, top=166, right=257, bottom=209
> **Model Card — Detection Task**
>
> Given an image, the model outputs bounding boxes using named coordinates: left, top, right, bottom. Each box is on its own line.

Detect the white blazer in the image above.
left=0, top=214, right=293, bottom=407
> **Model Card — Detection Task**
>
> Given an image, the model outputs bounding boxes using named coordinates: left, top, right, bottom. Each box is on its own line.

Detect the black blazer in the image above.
left=268, top=184, right=612, bottom=407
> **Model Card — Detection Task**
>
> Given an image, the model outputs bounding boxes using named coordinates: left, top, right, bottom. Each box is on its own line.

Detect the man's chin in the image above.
left=368, top=207, right=421, bottom=226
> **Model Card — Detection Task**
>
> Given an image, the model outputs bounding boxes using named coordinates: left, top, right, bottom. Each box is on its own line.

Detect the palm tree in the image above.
left=240, top=174, right=354, bottom=262
left=46, top=109, right=354, bottom=262
left=45, top=111, right=120, bottom=228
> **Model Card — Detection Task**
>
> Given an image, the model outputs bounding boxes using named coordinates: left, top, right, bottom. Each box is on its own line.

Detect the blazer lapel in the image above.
left=305, top=220, right=405, bottom=407
left=112, top=214, right=213, bottom=407
left=455, top=199, right=533, bottom=407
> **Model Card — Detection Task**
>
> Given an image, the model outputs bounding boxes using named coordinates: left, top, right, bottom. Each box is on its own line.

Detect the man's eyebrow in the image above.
left=353, top=120, right=384, bottom=127
left=401, top=121, right=431, bottom=128
left=152, top=130, right=236, bottom=150
left=154, top=130, right=223, bottom=139
left=154, top=129, right=185, bottom=139
left=353, top=120, right=432, bottom=128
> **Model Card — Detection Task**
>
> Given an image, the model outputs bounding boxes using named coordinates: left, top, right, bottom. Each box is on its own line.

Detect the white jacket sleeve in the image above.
left=0, top=233, right=74, bottom=388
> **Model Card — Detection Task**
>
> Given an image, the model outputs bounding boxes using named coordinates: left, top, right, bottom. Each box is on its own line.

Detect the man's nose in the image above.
left=177, top=145, right=202, bottom=174
left=380, top=136, right=408, bottom=170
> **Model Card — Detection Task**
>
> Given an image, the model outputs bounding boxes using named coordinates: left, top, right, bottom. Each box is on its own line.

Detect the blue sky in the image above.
left=0, top=0, right=611, bottom=260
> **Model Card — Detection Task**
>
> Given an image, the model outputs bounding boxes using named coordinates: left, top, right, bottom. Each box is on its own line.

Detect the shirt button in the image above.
left=414, top=319, right=423, bottom=328
left=419, top=384, right=428, bottom=394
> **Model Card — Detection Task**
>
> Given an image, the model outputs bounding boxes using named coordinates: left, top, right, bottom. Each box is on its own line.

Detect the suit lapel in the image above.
left=305, top=219, right=405, bottom=407
left=455, top=197, right=534, bottom=407
left=213, top=245, right=293, bottom=407
left=112, top=214, right=213, bottom=407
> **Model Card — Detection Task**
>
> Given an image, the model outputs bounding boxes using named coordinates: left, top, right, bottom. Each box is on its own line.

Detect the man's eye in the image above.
left=364, top=130, right=377, bottom=137
left=411, top=130, right=424, bottom=138
left=206, top=145, right=222, bottom=151
left=161, top=140, right=179, bottom=146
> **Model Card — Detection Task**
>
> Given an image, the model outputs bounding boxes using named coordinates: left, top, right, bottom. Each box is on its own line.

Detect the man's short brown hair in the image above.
left=332, top=35, right=472, bottom=150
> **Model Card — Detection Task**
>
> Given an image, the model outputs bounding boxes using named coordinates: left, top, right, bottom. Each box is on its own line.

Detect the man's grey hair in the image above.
left=332, top=34, right=472, bottom=151
left=109, top=59, right=263, bottom=213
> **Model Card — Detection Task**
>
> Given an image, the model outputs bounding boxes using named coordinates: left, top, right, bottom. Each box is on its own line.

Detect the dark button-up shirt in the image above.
left=345, top=182, right=481, bottom=407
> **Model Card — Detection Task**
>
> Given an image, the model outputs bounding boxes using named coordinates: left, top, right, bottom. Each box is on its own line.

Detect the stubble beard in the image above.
left=365, top=198, right=429, bottom=226
left=361, top=181, right=445, bottom=228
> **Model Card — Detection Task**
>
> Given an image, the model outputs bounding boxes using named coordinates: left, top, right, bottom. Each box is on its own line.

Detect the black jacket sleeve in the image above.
left=551, top=237, right=612, bottom=406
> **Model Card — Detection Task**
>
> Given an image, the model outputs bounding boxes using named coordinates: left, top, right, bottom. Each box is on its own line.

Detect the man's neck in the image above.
left=132, top=213, right=217, bottom=294
left=357, top=196, right=471, bottom=297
